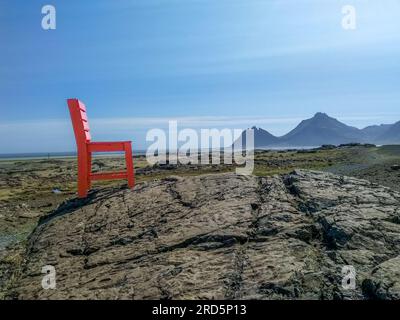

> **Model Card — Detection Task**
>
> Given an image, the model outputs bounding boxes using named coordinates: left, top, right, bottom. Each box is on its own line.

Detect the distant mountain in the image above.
left=376, top=121, right=400, bottom=144
left=361, top=124, right=392, bottom=137
left=234, top=112, right=400, bottom=149
left=279, top=112, right=366, bottom=146
left=361, top=124, right=392, bottom=141
left=234, top=126, right=278, bottom=148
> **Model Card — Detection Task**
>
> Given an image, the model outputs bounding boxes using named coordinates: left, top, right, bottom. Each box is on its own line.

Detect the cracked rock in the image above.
left=11, top=170, right=400, bottom=300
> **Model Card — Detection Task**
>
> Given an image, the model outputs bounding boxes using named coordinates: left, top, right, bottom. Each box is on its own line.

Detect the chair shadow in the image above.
left=37, top=185, right=128, bottom=227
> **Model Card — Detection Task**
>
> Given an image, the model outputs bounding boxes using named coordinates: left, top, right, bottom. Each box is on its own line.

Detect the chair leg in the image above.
left=77, top=151, right=89, bottom=198
left=87, top=152, right=92, bottom=189
left=125, top=142, right=135, bottom=189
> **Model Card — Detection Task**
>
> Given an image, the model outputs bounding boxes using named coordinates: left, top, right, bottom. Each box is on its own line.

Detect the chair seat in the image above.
left=88, top=141, right=131, bottom=152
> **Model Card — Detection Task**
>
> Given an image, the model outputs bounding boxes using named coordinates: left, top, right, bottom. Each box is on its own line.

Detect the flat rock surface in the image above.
left=13, top=170, right=400, bottom=299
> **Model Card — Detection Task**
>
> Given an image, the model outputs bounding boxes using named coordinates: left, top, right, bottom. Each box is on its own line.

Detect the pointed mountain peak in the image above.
left=308, top=112, right=339, bottom=124
left=313, top=112, right=330, bottom=119
left=234, top=126, right=278, bottom=148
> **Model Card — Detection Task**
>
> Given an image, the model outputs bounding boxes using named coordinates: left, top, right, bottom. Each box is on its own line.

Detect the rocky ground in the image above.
left=10, top=170, right=400, bottom=300
left=1, top=145, right=400, bottom=299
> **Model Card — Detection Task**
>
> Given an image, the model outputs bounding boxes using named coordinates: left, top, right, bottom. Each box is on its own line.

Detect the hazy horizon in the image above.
left=1, top=111, right=399, bottom=154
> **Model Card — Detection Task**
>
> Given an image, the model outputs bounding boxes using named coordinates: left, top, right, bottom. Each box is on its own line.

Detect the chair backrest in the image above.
left=67, top=99, right=91, bottom=149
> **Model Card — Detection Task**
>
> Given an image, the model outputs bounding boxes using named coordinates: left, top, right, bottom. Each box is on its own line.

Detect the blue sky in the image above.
left=1, top=0, right=400, bottom=153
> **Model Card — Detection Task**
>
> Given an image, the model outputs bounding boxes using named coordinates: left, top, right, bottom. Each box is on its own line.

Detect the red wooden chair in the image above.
left=67, top=98, right=135, bottom=198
